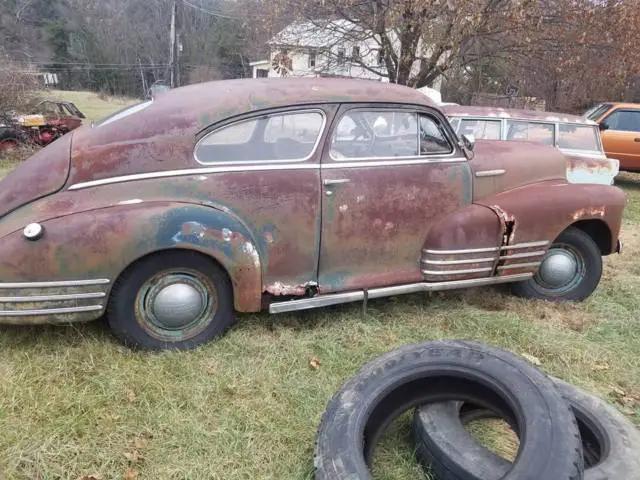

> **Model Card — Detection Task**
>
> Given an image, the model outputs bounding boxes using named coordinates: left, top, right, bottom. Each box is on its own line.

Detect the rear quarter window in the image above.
left=557, top=124, right=601, bottom=151
left=196, top=110, right=325, bottom=164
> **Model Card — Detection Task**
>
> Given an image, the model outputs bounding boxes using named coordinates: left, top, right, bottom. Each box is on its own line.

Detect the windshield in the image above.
left=584, top=103, right=612, bottom=121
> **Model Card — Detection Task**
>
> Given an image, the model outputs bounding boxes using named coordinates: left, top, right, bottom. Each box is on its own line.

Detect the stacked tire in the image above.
left=314, top=341, right=640, bottom=479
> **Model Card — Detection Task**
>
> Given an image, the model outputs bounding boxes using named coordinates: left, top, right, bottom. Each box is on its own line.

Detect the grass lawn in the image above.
left=45, top=90, right=139, bottom=123
left=0, top=94, right=639, bottom=478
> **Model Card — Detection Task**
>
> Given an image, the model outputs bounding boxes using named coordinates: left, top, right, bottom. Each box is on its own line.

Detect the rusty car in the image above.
left=444, top=105, right=620, bottom=186
left=0, top=99, right=85, bottom=153
left=0, top=78, right=626, bottom=349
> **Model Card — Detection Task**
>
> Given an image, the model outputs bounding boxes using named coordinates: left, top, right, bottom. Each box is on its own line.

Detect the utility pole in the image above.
left=169, top=1, right=176, bottom=88
left=169, top=0, right=183, bottom=88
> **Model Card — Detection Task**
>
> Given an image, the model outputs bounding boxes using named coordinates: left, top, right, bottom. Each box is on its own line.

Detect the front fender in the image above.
left=476, top=181, right=627, bottom=250
left=0, top=202, right=263, bottom=313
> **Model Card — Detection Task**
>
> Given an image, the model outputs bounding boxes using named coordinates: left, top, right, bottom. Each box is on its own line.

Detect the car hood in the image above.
left=0, top=132, right=72, bottom=218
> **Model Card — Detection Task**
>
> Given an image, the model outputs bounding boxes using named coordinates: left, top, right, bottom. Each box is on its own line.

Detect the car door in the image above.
left=600, top=109, right=640, bottom=170
left=318, top=104, right=473, bottom=293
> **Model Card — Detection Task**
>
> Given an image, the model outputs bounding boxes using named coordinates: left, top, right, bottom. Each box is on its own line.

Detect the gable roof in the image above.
left=268, top=20, right=373, bottom=48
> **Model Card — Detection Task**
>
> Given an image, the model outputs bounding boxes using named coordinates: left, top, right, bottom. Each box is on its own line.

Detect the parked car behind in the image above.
left=584, top=102, right=640, bottom=171
left=0, top=99, right=85, bottom=153
left=444, top=105, right=620, bottom=185
left=0, top=79, right=626, bottom=350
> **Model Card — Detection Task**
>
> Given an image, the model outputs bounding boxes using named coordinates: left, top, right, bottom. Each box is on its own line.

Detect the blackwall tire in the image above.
left=413, top=378, right=640, bottom=479
left=314, top=341, right=582, bottom=480
left=107, top=250, right=234, bottom=350
left=512, top=226, right=602, bottom=302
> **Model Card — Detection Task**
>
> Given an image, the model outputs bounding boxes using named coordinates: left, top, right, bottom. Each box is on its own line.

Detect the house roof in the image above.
left=268, top=19, right=372, bottom=48
left=442, top=105, right=597, bottom=125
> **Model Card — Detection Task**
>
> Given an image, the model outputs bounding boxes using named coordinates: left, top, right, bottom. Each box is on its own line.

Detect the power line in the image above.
left=183, top=0, right=236, bottom=19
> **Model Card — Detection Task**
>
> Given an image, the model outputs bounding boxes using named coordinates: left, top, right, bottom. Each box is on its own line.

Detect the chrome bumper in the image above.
left=0, top=279, right=110, bottom=324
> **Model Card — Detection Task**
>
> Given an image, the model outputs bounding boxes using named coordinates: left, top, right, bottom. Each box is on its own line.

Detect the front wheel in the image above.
left=107, top=251, right=234, bottom=350
left=512, top=227, right=602, bottom=302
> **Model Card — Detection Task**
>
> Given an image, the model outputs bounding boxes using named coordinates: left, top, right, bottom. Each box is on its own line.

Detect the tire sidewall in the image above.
left=514, top=227, right=602, bottom=301
left=107, top=252, right=233, bottom=350
left=315, top=341, right=582, bottom=480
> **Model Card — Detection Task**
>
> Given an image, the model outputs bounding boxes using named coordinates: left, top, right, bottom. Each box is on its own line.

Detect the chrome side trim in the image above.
left=0, top=279, right=111, bottom=289
left=475, top=169, right=506, bottom=177
left=422, top=267, right=493, bottom=276
left=0, top=292, right=106, bottom=303
left=269, top=291, right=365, bottom=313
left=497, top=262, right=542, bottom=271
left=68, top=164, right=321, bottom=190
left=0, top=305, right=104, bottom=316
left=422, top=257, right=496, bottom=266
left=424, top=246, right=499, bottom=255
left=499, top=250, right=546, bottom=260
left=324, top=157, right=467, bottom=169
left=268, top=273, right=533, bottom=314
left=500, top=241, right=549, bottom=250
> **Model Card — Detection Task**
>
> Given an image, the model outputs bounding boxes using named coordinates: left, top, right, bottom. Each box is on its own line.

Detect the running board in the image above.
left=268, top=273, right=532, bottom=314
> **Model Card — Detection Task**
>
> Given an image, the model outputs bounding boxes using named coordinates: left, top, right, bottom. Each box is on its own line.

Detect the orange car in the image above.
left=585, top=103, right=640, bottom=171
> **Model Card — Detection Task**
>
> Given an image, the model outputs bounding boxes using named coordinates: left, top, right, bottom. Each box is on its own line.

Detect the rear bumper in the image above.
left=0, top=278, right=109, bottom=325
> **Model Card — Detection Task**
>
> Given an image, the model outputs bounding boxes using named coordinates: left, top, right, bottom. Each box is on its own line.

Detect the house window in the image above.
left=308, top=50, right=316, bottom=68
left=337, top=47, right=346, bottom=66
left=351, top=46, right=360, bottom=63
left=256, top=69, right=268, bottom=78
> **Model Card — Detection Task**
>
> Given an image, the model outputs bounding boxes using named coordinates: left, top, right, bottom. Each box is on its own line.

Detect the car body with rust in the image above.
left=444, top=105, right=620, bottom=186
left=0, top=78, right=627, bottom=349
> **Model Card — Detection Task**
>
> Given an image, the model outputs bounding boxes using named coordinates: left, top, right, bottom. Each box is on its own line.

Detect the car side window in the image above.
left=196, top=110, right=324, bottom=164
left=557, top=124, right=601, bottom=151
left=604, top=110, right=640, bottom=133
left=330, top=110, right=418, bottom=159
left=419, top=114, right=453, bottom=154
left=459, top=119, right=501, bottom=140
left=330, top=110, right=452, bottom=159
left=506, top=120, right=554, bottom=146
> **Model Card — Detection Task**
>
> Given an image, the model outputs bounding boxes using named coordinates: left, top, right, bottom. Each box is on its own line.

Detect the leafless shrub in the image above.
left=0, top=50, right=39, bottom=114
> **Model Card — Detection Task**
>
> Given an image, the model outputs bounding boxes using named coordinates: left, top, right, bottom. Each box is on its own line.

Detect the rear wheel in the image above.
left=0, top=138, right=19, bottom=154
left=512, top=227, right=602, bottom=301
left=107, top=251, right=234, bottom=350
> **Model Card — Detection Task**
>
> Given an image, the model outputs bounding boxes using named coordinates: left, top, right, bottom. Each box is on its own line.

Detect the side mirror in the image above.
left=599, top=122, right=609, bottom=131
left=461, top=133, right=475, bottom=151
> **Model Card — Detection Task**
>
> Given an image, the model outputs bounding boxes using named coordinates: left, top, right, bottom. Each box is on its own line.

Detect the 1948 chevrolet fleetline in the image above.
left=0, top=79, right=626, bottom=349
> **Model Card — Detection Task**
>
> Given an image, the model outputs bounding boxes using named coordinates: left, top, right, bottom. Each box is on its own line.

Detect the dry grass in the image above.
left=44, top=90, right=138, bottom=123
left=0, top=102, right=640, bottom=477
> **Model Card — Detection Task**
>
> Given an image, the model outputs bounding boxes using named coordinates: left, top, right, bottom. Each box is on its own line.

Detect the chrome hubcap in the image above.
left=136, top=270, right=217, bottom=341
left=152, top=283, right=205, bottom=329
left=534, top=244, right=585, bottom=294
left=538, top=250, right=578, bottom=288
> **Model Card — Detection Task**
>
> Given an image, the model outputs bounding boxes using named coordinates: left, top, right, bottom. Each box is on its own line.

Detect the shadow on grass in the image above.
left=615, top=172, right=640, bottom=191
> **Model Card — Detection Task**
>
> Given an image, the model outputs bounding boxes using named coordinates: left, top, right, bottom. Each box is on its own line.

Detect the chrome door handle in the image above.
left=323, top=178, right=351, bottom=186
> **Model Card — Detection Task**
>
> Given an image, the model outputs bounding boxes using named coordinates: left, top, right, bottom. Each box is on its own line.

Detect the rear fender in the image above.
left=0, top=202, right=263, bottom=312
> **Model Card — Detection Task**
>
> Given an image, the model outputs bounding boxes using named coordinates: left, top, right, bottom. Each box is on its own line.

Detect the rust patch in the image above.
left=573, top=206, right=606, bottom=221
left=491, top=205, right=517, bottom=246
left=264, top=281, right=318, bottom=296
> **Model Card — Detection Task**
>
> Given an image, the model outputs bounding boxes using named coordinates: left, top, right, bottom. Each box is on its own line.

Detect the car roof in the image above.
left=442, top=105, right=597, bottom=126
left=151, top=78, right=439, bottom=128
left=608, top=102, right=640, bottom=109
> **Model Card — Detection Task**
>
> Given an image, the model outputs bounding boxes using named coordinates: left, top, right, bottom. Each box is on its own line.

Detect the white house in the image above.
left=251, top=20, right=443, bottom=91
